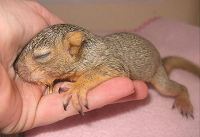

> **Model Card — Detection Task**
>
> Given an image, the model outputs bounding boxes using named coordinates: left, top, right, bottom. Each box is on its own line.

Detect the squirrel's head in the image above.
left=14, top=26, right=85, bottom=85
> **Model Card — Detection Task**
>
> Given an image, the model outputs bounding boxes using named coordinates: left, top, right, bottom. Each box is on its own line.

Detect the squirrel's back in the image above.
left=102, top=32, right=161, bottom=81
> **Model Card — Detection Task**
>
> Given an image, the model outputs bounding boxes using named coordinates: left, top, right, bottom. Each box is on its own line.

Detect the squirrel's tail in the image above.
left=162, top=56, right=200, bottom=77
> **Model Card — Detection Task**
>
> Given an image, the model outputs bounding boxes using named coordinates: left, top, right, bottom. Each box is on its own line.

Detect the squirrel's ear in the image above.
left=64, top=31, right=84, bottom=56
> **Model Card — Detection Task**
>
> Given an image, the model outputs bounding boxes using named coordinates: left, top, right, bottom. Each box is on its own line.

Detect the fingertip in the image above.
left=132, top=80, right=148, bottom=99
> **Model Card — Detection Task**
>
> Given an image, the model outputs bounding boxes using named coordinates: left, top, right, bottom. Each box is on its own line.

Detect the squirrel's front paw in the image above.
left=62, top=87, right=89, bottom=115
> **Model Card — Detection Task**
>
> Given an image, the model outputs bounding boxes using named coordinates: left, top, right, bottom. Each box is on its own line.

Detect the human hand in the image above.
left=0, top=0, right=148, bottom=134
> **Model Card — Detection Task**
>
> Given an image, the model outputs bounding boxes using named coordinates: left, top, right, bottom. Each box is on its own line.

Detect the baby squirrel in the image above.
left=14, top=24, right=200, bottom=117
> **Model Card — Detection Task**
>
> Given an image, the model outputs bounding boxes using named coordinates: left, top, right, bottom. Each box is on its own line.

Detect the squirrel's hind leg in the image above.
left=150, top=65, right=194, bottom=118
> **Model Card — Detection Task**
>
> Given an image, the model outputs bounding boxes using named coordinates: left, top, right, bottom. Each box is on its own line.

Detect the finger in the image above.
left=115, top=80, right=148, bottom=103
left=132, top=80, right=148, bottom=99
left=0, top=64, right=22, bottom=130
left=33, top=77, right=135, bottom=127
left=39, top=5, right=64, bottom=25
left=0, top=64, right=13, bottom=121
left=26, top=1, right=64, bottom=25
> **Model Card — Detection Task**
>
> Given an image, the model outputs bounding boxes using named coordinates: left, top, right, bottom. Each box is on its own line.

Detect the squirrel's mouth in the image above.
left=14, top=64, right=43, bottom=84
left=14, top=64, right=32, bottom=83
left=16, top=71, right=34, bottom=84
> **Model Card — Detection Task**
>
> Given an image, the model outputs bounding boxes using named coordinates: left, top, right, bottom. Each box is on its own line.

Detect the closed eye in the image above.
left=34, top=51, right=51, bottom=60
left=33, top=48, right=52, bottom=63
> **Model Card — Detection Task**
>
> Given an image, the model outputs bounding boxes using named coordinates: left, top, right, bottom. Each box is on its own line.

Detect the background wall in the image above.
left=39, top=0, right=200, bottom=32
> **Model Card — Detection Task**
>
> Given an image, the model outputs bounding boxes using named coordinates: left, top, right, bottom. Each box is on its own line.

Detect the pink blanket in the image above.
left=26, top=18, right=200, bottom=137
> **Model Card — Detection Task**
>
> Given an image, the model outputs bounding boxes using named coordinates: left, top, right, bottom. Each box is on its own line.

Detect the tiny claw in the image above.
left=181, top=111, right=184, bottom=116
left=172, top=104, right=175, bottom=109
left=63, top=94, right=72, bottom=110
left=63, top=103, right=68, bottom=111
left=190, top=114, right=194, bottom=119
left=58, top=88, right=62, bottom=94
left=84, top=104, right=89, bottom=110
left=59, top=87, right=69, bottom=94
left=78, top=110, right=85, bottom=116
left=185, top=113, right=188, bottom=119
left=63, top=95, right=72, bottom=111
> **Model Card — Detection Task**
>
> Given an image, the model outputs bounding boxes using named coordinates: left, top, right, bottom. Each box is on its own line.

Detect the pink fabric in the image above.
left=26, top=18, right=200, bottom=137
